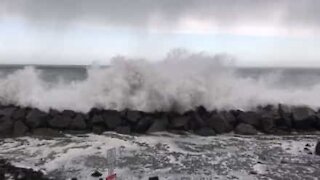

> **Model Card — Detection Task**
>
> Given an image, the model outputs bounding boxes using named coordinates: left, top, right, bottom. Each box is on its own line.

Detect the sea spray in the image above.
left=0, top=50, right=320, bottom=112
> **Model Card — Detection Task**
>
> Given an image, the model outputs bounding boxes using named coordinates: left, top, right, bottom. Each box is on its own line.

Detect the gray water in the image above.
left=1, top=65, right=320, bottom=88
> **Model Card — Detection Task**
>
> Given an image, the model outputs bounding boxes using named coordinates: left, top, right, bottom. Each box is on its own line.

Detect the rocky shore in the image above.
left=1, top=104, right=320, bottom=137
left=0, top=159, right=49, bottom=180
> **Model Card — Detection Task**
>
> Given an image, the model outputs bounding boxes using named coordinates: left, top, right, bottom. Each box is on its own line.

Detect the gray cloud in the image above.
left=1, top=0, right=320, bottom=31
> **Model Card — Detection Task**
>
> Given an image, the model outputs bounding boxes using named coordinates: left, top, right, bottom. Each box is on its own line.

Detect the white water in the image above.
left=0, top=50, right=320, bottom=112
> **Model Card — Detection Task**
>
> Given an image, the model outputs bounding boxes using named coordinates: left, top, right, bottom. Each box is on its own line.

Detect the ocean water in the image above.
left=1, top=58, right=320, bottom=113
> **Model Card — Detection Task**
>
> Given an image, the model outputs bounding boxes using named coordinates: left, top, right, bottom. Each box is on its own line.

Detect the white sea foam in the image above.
left=0, top=50, right=320, bottom=112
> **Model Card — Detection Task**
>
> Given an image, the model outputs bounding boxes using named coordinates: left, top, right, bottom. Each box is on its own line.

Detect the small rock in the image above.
left=149, top=177, right=159, bottom=180
left=91, top=170, right=102, bottom=177
left=306, top=143, right=311, bottom=147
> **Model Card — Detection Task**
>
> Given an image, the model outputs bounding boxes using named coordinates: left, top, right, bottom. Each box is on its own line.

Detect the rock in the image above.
left=32, top=128, right=63, bottom=137
left=187, top=112, right=206, bottom=130
left=315, top=141, right=320, bottom=156
left=196, top=106, right=209, bottom=118
left=115, top=126, right=131, bottom=134
left=170, top=116, right=189, bottom=130
left=26, top=109, right=47, bottom=128
left=278, top=104, right=293, bottom=128
left=62, top=110, right=76, bottom=118
left=12, top=108, right=27, bottom=120
left=149, top=177, right=159, bottom=180
left=92, top=126, right=105, bottom=135
left=91, top=115, right=104, bottom=125
left=69, top=114, right=87, bottom=130
left=49, top=109, right=60, bottom=117
left=0, top=116, right=13, bottom=136
left=0, top=159, right=50, bottom=180
left=48, top=115, right=72, bottom=129
left=237, top=111, right=261, bottom=129
left=235, top=123, right=258, bottom=135
left=259, top=111, right=277, bottom=133
left=0, top=107, right=16, bottom=118
left=13, top=120, right=29, bottom=136
left=194, top=127, right=216, bottom=136
left=135, top=117, right=154, bottom=133
left=125, top=110, right=142, bottom=123
left=207, top=113, right=233, bottom=133
left=292, top=106, right=316, bottom=129
left=147, top=117, right=168, bottom=133
left=102, top=110, right=122, bottom=129
left=91, top=170, right=102, bottom=177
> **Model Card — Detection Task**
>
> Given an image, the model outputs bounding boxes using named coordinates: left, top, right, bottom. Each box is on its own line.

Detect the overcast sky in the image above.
left=0, top=0, right=320, bottom=66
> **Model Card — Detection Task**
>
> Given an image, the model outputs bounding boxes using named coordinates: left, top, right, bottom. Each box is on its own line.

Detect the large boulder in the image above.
left=194, top=127, right=216, bottom=136
left=0, top=107, right=16, bottom=118
left=187, top=112, right=206, bottom=130
left=258, top=107, right=279, bottom=133
left=48, top=115, right=72, bottom=129
left=277, top=104, right=293, bottom=129
left=69, top=114, right=87, bottom=130
left=102, top=110, right=122, bottom=129
left=26, top=109, right=47, bottom=128
left=147, top=117, right=168, bottom=133
left=62, top=110, right=76, bottom=118
left=13, top=120, right=29, bottom=136
left=91, top=115, right=104, bottom=125
left=12, top=108, right=28, bottom=121
left=124, top=110, right=142, bottom=123
left=0, top=116, right=13, bottom=136
left=235, top=123, right=258, bottom=135
left=135, top=117, right=154, bottom=133
left=291, top=106, right=316, bottom=129
left=237, top=111, right=261, bottom=129
left=206, top=112, right=234, bottom=133
left=169, top=115, right=189, bottom=130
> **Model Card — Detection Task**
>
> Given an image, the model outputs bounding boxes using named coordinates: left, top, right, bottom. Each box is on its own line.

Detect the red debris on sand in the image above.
left=106, top=173, right=116, bottom=180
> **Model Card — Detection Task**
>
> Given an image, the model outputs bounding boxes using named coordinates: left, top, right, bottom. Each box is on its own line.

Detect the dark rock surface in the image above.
left=0, top=104, right=319, bottom=137
left=0, top=159, right=50, bottom=180
left=13, top=120, right=29, bottom=136
left=194, top=127, right=216, bottom=136
left=26, top=109, right=47, bottom=128
left=235, top=123, right=258, bottom=135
